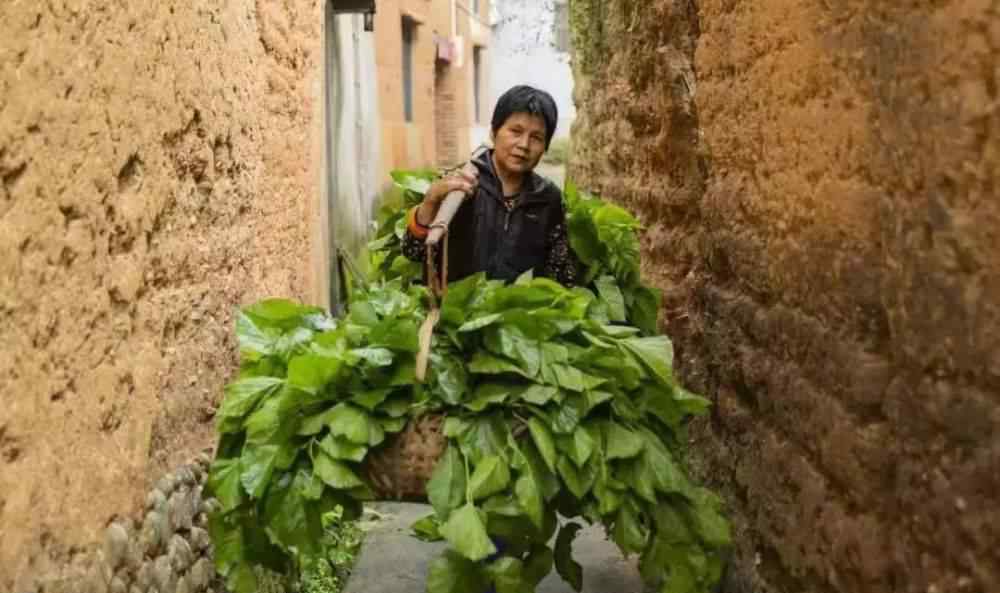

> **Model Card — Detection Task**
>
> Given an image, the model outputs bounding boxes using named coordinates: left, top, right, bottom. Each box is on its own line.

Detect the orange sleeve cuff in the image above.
left=407, top=206, right=429, bottom=240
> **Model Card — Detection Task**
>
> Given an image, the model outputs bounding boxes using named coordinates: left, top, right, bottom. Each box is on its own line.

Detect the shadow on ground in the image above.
left=346, top=502, right=644, bottom=593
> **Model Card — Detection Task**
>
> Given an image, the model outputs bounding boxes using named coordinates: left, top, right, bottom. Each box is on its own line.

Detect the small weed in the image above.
left=299, top=506, right=364, bottom=593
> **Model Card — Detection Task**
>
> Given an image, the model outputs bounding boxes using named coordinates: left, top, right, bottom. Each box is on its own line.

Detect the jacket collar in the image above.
left=472, top=148, right=556, bottom=205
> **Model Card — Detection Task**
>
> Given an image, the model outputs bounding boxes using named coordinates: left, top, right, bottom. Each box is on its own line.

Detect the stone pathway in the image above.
left=346, top=502, right=645, bottom=593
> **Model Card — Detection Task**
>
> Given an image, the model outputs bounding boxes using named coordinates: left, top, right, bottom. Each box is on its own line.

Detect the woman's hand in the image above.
left=416, top=166, right=479, bottom=226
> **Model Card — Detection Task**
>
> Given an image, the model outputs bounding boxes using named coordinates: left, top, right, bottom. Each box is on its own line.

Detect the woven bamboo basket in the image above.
left=364, top=414, right=447, bottom=500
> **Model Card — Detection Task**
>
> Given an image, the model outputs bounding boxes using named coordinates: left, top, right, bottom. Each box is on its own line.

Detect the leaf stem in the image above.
left=463, top=450, right=473, bottom=504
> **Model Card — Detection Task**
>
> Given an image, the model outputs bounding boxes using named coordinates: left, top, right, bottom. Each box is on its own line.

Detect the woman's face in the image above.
left=492, top=112, right=547, bottom=178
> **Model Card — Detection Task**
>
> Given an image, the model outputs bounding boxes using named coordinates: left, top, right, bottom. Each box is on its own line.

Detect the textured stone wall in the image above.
left=52, top=454, right=222, bottom=593
left=0, top=2, right=326, bottom=590
left=570, top=1, right=999, bottom=592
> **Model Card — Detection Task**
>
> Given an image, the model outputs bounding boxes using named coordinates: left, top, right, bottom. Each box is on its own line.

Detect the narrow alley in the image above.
left=1, top=2, right=997, bottom=593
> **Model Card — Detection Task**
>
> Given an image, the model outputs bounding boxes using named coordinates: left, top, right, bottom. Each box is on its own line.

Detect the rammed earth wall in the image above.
left=569, top=1, right=1000, bottom=592
left=1, top=2, right=328, bottom=589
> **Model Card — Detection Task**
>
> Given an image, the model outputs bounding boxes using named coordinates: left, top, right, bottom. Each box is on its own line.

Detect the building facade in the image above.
left=374, top=0, right=492, bottom=179
left=491, top=0, right=575, bottom=140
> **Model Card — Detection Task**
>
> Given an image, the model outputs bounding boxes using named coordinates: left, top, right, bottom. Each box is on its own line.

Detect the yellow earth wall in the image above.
left=0, top=1, right=328, bottom=589
left=569, top=1, right=999, bottom=591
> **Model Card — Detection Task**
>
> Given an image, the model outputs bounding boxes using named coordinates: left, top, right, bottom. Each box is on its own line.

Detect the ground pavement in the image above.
left=345, top=502, right=645, bottom=593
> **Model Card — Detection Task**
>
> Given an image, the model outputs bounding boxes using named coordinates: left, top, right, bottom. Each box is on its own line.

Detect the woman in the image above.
left=402, top=85, right=578, bottom=287
left=403, top=86, right=575, bottom=592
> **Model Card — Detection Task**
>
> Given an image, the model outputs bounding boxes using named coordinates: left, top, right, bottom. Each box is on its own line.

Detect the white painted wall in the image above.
left=322, top=8, right=382, bottom=308
left=490, top=0, right=575, bottom=140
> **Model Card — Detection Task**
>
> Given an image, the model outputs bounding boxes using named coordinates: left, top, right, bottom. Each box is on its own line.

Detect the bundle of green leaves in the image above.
left=365, top=169, right=437, bottom=285
left=206, top=172, right=731, bottom=593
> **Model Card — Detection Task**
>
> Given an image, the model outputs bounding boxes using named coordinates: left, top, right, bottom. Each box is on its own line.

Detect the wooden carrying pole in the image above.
left=425, top=161, right=478, bottom=247
left=415, top=160, right=478, bottom=382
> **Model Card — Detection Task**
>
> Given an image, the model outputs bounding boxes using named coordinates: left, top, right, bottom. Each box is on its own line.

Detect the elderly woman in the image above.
left=402, top=85, right=576, bottom=592
left=402, top=85, right=578, bottom=287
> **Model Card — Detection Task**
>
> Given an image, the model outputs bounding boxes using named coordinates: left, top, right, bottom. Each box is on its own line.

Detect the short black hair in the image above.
left=491, top=85, right=559, bottom=148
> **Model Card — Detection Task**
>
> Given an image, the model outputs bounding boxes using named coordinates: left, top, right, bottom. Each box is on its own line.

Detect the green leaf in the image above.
left=640, top=428, right=693, bottom=496
left=207, top=507, right=244, bottom=575
left=458, top=415, right=511, bottom=465
left=351, top=387, right=394, bottom=411
left=443, top=417, right=471, bottom=438
left=486, top=326, right=542, bottom=378
left=613, top=501, right=648, bottom=554
left=642, top=386, right=685, bottom=430
left=468, top=352, right=534, bottom=379
left=673, top=385, right=712, bottom=416
left=236, top=311, right=274, bottom=359
left=219, top=377, right=283, bottom=419
left=594, top=478, right=625, bottom=516
left=687, top=488, right=732, bottom=547
left=606, top=423, right=645, bottom=460
left=521, top=384, right=559, bottom=405
left=482, top=494, right=525, bottom=517
left=555, top=522, right=584, bottom=591
left=440, top=273, right=487, bottom=326
left=427, top=446, right=467, bottom=520
left=350, top=347, right=395, bottom=367
left=556, top=426, right=595, bottom=467
left=381, top=416, right=408, bottom=433
left=348, top=300, right=379, bottom=327
left=287, top=354, right=341, bottom=394
left=427, top=550, right=490, bottom=593
left=628, top=285, right=661, bottom=334
left=390, top=170, right=433, bottom=195
left=595, top=276, right=627, bottom=322
left=528, top=418, right=558, bottom=473
left=263, top=472, right=321, bottom=557
left=297, top=407, right=335, bottom=436
left=439, top=503, right=497, bottom=561
left=465, top=382, right=514, bottom=412
left=551, top=395, right=584, bottom=434
left=663, top=562, right=697, bottom=593
left=379, top=393, right=411, bottom=417
left=239, top=444, right=280, bottom=499
left=313, top=450, right=364, bottom=490
left=369, top=317, right=419, bottom=352
left=328, top=404, right=373, bottom=445
left=207, top=458, right=245, bottom=511
left=432, top=352, right=470, bottom=405
left=557, top=456, right=595, bottom=499
left=411, top=514, right=444, bottom=541
left=522, top=544, right=554, bottom=586
left=226, top=563, right=258, bottom=593
left=245, top=299, right=321, bottom=324
left=624, top=454, right=657, bottom=503
left=458, top=313, right=503, bottom=332
left=243, top=390, right=296, bottom=445
left=550, top=364, right=586, bottom=392
left=581, top=389, right=615, bottom=415
left=487, top=557, right=529, bottom=593
left=469, top=455, right=512, bottom=501
left=367, top=420, right=386, bottom=447
left=300, top=469, right=324, bottom=500
left=515, top=472, right=544, bottom=530
left=602, top=325, right=641, bottom=338
left=317, top=434, right=368, bottom=462
left=621, top=336, right=674, bottom=385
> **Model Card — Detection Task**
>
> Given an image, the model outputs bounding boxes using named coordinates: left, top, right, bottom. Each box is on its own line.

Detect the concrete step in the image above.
left=345, top=502, right=645, bottom=593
